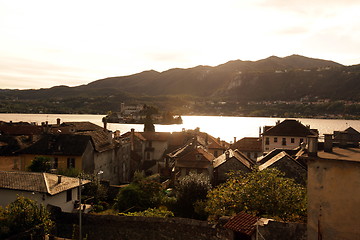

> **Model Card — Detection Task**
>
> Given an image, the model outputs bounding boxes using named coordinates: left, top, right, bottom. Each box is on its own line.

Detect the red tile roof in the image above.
left=213, top=149, right=253, bottom=169
left=230, top=137, right=262, bottom=152
left=223, top=212, right=259, bottom=235
left=262, top=119, right=317, bottom=137
left=0, top=171, right=89, bottom=195
left=139, top=132, right=172, bottom=141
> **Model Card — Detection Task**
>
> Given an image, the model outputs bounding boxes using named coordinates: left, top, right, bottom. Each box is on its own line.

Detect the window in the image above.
left=214, top=150, right=218, bottom=157
left=66, top=189, right=72, bottom=202
left=146, top=152, right=151, bottom=160
left=300, top=138, right=304, bottom=144
left=247, top=152, right=251, bottom=158
left=67, top=158, right=75, bottom=169
left=291, top=138, right=295, bottom=143
left=274, top=137, right=278, bottom=143
left=282, top=138, right=287, bottom=146
left=265, top=137, right=269, bottom=145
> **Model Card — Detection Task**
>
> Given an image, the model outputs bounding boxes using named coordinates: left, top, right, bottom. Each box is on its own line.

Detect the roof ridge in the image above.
left=43, top=172, right=51, bottom=194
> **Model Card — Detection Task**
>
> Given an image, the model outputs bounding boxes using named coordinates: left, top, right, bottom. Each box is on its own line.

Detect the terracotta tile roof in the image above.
left=179, top=147, right=214, bottom=162
left=230, top=137, right=262, bottom=152
left=262, top=119, right=317, bottom=137
left=197, top=132, right=225, bottom=150
left=224, top=212, right=259, bottom=235
left=175, top=147, right=214, bottom=169
left=0, top=122, right=42, bottom=135
left=257, top=148, right=302, bottom=165
left=61, top=121, right=104, bottom=132
left=0, top=171, right=89, bottom=195
left=139, top=132, right=172, bottom=141
left=76, top=130, right=114, bottom=152
left=168, top=132, right=192, bottom=147
left=120, top=131, right=146, bottom=141
left=258, top=151, right=296, bottom=170
left=213, top=149, right=254, bottom=169
left=20, top=134, right=91, bottom=156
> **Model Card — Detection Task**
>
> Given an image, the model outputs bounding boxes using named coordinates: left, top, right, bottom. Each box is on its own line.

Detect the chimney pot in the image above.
left=307, top=136, right=318, bottom=157
left=324, top=134, right=333, bottom=152
left=57, top=175, right=62, bottom=184
left=225, top=150, right=230, bottom=160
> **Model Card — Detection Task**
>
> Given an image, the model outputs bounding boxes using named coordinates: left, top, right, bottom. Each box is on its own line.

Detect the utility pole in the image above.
left=79, top=176, right=82, bottom=240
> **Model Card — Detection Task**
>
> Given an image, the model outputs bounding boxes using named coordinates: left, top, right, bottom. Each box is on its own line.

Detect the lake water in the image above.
left=1, top=113, right=359, bottom=143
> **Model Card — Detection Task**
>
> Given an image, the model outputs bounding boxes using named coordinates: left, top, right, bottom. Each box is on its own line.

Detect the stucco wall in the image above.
left=263, top=136, right=307, bottom=152
left=21, top=154, right=83, bottom=172
left=307, top=158, right=360, bottom=240
left=152, top=141, right=168, bottom=160
left=0, top=155, right=21, bottom=170
left=0, top=188, right=77, bottom=213
left=94, top=150, right=115, bottom=183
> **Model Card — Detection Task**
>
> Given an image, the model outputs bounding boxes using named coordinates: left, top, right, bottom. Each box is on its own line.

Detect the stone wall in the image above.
left=258, top=221, right=307, bottom=240
left=55, top=213, right=233, bottom=240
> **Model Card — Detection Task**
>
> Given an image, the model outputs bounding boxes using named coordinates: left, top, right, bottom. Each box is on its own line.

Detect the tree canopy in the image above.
left=175, top=172, right=212, bottom=219
left=0, top=196, right=54, bottom=239
left=205, top=169, right=307, bottom=222
left=28, top=156, right=52, bottom=173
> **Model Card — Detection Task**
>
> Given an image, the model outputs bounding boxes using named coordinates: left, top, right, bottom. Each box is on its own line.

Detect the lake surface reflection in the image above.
left=0, top=113, right=359, bottom=143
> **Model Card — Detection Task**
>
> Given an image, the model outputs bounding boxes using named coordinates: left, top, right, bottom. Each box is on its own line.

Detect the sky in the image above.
left=1, top=0, right=360, bottom=90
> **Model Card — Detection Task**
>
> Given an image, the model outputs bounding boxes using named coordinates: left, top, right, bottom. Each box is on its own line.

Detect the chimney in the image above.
left=234, top=137, right=237, bottom=143
left=103, top=118, right=107, bottom=130
left=338, top=132, right=348, bottom=148
left=324, top=134, right=333, bottom=152
left=307, top=135, right=318, bottom=157
left=130, top=128, right=135, bottom=151
left=114, top=130, right=120, bottom=138
left=57, top=175, right=62, bottom=184
left=225, top=150, right=230, bottom=160
left=259, top=127, right=262, bottom=138
left=57, top=118, right=61, bottom=125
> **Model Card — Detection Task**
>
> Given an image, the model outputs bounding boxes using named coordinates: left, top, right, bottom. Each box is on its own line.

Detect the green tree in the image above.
left=0, top=196, right=54, bottom=239
left=114, top=173, right=166, bottom=212
left=28, top=156, right=52, bottom=173
left=205, top=169, right=306, bottom=222
left=175, top=172, right=211, bottom=219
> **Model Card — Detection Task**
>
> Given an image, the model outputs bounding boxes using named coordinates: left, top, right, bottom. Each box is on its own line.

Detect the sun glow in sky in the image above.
left=1, top=0, right=360, bottom=89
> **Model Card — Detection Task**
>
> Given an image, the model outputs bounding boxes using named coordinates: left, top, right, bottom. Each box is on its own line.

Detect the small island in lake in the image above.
left=102, top=103, right=183, bottom=125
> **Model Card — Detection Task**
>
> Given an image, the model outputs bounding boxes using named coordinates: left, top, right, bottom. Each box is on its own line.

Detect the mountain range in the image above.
left=1, top=54, right=360, bottom=115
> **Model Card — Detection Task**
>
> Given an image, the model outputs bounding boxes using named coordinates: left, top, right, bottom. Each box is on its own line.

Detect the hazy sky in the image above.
left=1, top=0, right=360, bottom=89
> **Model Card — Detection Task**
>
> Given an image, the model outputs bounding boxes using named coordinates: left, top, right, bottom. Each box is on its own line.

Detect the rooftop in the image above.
left=262, top=119, right=317, bottom=137
left=230, top=137, right=262, bottom=152
left=0, top=171, right=89, bottom=195
left=213, top=149, right=253, bottom=169
left=223, top=211, right=259, bottom=235
left=317, top=147, right=360, bottom=163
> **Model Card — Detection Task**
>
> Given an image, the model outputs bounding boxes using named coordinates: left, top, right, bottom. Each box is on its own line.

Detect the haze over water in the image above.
left=1, top=114, right=358, bottom=143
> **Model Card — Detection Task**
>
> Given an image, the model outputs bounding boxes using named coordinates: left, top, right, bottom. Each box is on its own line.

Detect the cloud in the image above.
left=0, top=56, right=93, bottom=89
left=276, top=26, right=310, bottom=35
